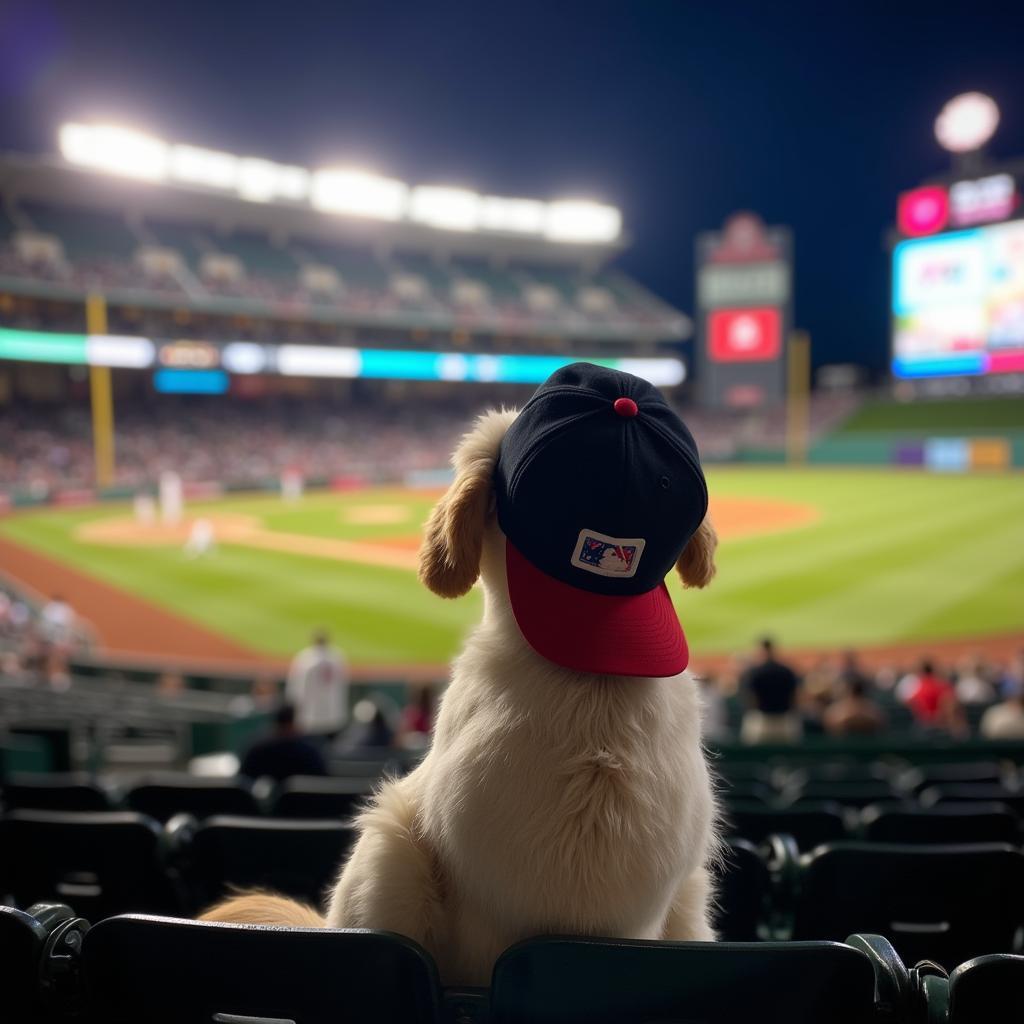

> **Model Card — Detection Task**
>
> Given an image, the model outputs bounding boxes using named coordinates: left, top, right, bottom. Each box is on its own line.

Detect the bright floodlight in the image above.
left=410, top=187, right=481, bottom=231
left=311, top=169, right=408, bottom=220
left=59, top=123, right=168, bottom=181
left=478, top=196, right=546, bottom=233
left=170, top=145, right=238, bottom=189
left=544, top=200, right=622, bottom=243
left=935, top=92, right=1000, bottom=153
left=237, top=157, right=308, bottom=203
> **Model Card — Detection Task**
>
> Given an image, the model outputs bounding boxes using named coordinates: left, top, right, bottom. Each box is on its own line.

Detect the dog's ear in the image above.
left=676, top=514, right=717, bottom=589
left=419, top=409, right=518, bottom=598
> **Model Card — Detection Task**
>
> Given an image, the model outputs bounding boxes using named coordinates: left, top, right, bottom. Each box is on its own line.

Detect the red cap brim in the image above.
left=505, top=540, right=689, bottom=678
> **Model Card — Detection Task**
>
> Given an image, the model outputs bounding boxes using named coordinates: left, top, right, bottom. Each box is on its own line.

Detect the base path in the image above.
left=0, top=535, right=270, bottom=668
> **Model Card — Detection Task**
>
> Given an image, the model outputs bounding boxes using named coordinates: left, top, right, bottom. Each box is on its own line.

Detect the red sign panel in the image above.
left=898, top=186, right=949, bottom=237
left=708, top=307, right=782, bottom=362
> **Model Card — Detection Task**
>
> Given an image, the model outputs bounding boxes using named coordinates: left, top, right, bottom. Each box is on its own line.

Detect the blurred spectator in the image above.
left=399, top=686, right=437, bottom=749
left=899, top=659, right=965, bottom=735
left=240, top=703, right=327, bottom=782
left=286, top=629, right=349, bottom=737
left=954, top=655, right=997, bottom=704
left=696, top=674, right=729, bottom=742
left=157, top=671, right=186, bottom=697
left=39, top=594, right=75, bottom=646
left=980, top=681, right=1024, bottom=740
left=824, top=678, right=888, bottom=736
left=836, top=650, right=874, bottom=695
left=337, top=698, right=396, bottom=754
left=740, top=637, right=802, bottom=744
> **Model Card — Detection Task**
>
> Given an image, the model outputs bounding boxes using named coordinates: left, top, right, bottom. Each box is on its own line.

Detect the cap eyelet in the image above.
left=660, top=476, right=671, bottom=490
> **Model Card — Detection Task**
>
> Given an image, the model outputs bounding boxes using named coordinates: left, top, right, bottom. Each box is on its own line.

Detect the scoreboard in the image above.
left=695, top=213, right=793, bottom=408
left=892, top=171, right=1024, bottom=380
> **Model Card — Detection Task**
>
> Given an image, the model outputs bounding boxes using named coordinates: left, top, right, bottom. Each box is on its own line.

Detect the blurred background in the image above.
left=0, top=1, right=1022, bottom=769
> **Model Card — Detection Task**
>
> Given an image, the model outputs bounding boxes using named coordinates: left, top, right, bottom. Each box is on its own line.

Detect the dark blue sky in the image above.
left=1, top=1, right=1022, bottom=371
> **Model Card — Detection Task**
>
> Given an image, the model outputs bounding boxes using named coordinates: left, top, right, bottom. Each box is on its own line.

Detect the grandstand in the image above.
left=2, top=119, right=1024, bottom=1022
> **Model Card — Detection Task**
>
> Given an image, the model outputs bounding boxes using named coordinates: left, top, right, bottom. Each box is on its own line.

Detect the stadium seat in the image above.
left=0, top=811, right=183, bottom=920
left=946, top=954, right=1024, bottom=1023
left=920, top=784, right=1024, bottom=816
left=489, top=935, right=877, bottom=1024
left=860, top=802, right=1020, bottom=844
left=898, top=761, right=1010, bottom=793
left=328, top=756, right=398, bottom=779
left=716, top=779, right=776, bottom=804
left=80, top=914, right=443, bottom=1024
left=171, top=814, right=355, bottom=911
left=126, top=774, right=260, bottom=822
left=791, top=842, right=1024, bottom=968
left=783, top=779, right=898, bottom=807
left=723, top=800, right=848, bottom=849
left=1, top=773, right=115, bottom=812
left=268, top=775, right=374, bottom=818
left=786, top=761, right=895, bottom=786
left=713, top=838, right=770, bottom=941
left=0, top=902, right=88, bottom=1022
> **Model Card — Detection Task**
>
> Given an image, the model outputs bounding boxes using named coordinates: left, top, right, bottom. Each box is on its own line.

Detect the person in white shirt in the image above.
left=40, top=594, right=75, bottom=646
left=980, top=682, right=1024, bottom=741
left=286, top=629, right=349, bottom=737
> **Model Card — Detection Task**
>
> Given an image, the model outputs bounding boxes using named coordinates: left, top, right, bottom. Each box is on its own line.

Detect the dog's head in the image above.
left=419, top=408, right=717, bottom=602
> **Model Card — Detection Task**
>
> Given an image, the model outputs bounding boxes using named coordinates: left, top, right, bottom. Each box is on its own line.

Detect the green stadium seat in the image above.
left=0, top=902, right=89, bottom=1023
left=791, top=842, right=1024, bottom=969
left=268, top=775, right=374, bottom=818
left=1, top=773, right=115, bottom=813
left=81, top=914, right=443, bottom=1024
left=784, top=779, right=898, bottom=807
left=723, top=800, right=848, bottom=849
left=898, top=761, right=1009, bottom=793
left=0, top=811, right=183, bottom=921
left=714, top=838, right=770, bottom=940
left=20, top=200, right=138, bottom=262
left=126, top=774, right=259, bottom=822
left=921, top=784, right=1024, bottom=816
left=947, top=954, right=1024, bottom=1023
left=489, top=935, right=877, bottom=1024
left=170, top=814, right=354, bottom=912
left=860, top=802, right=1020, bottom=844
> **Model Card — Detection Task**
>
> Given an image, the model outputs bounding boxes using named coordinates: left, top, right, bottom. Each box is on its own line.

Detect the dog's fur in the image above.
left=202, top=408, right=720, bottom=986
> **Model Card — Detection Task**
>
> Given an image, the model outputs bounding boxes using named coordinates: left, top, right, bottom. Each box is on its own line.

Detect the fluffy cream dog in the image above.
left=205, top=400, right=719, bottom=987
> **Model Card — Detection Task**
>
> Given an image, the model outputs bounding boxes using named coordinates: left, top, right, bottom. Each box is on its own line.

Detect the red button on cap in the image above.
left=613, top=397, right=638, bottom=418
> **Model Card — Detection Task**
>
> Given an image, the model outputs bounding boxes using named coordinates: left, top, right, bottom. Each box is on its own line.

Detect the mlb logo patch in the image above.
left=570, top=528, right=646, bottom=579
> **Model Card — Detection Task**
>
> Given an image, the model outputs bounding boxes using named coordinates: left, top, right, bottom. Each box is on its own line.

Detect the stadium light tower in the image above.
left=935, top=92, right=1000, bottom=164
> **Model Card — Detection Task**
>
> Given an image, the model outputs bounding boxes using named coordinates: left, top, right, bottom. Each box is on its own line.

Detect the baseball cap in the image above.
left=494, top=362, right=708, bottom=677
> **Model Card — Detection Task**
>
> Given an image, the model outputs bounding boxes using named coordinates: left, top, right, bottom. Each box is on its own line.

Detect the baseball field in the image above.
left=0, top=467, right=1022, bottom=671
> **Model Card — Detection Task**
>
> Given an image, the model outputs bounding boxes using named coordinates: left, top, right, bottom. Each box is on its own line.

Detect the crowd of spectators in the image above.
left=699, top=638, right=1024, bottom=744
left=0, top=398, right=471, bottom=495
left=0, top=586, right=90, bottom=688
left=1, top=390, right=861, bottom=497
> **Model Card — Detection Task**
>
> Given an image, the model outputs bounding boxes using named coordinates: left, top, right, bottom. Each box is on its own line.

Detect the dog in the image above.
left=204, top=364, right=720, bottom=987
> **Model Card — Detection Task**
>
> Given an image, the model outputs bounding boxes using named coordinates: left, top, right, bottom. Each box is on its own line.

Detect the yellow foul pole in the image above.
left=786, top=330, right=811, bottom=464
left=86, top=294, right=115, bottom=488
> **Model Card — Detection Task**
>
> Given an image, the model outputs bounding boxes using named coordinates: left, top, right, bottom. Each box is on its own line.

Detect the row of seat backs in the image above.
left=0, top=811, right=760, bottom=943
left=0, top=772, right=376, bottom=820
left=720, top=779, right=1024, bottom=813
left=725, top=800, right=1023, bottom=849
left=717, top=759, right=1015, bottom=793
left=5, top=907, right=1022, bottom=1024
left=0, top=811, right=357, bottom=922
left=3, top=809, right=1023, bottom=970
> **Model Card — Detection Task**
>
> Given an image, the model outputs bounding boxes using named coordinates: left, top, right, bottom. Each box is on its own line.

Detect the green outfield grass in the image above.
left=1, top=469, right=1022, bottom=664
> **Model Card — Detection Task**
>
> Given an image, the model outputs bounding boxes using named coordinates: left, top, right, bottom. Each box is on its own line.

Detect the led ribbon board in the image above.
left=0, top=329, right=685, bottom=386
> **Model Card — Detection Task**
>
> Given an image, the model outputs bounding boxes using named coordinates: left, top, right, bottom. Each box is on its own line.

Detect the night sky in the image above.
left=1, top=1, right=1022, bottom=372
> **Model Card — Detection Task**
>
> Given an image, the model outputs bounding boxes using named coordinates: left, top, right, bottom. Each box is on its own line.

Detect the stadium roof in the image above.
left=0, top=150, right=626, bottom=265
